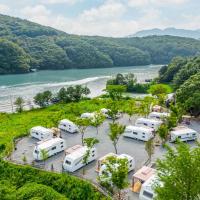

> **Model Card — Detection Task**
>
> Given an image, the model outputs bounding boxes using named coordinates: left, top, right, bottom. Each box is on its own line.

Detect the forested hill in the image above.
left=1, top=14, right=200, bottom=74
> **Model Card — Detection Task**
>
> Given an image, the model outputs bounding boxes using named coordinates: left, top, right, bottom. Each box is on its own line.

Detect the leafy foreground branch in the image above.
left=155, top=142, right=200, bottom=200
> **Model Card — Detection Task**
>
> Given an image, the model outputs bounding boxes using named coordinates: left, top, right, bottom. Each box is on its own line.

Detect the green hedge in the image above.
left=0, top=160, right=109, bottom=200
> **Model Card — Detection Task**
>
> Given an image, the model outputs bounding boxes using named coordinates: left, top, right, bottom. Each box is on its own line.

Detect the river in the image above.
left=0, top=65, right=161, bottom=112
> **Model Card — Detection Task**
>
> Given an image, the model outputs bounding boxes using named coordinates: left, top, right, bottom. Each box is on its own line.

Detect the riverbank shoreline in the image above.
left=0, top=65, right=161, bottom=113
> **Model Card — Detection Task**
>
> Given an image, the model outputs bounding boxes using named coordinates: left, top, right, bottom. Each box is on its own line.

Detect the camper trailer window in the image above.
left=142, top=133, right=145, bottom=135
left=35, top=132, right=38, bottom=135
left=35, top=150, right=39, bottom=154
left=92, top=150, right=95, bottom=153
left=192, top=133, right=196, bottom=136
left=52, top=146, right=56, bottom=150
left=60, top=142, right=63, bottom=145
left=133, top=132, right=138, bottom=135
left=92, top=154, right=95, bottom=157
left=143, top=190, right=153, bottom=198
left=65, top=160, right=71, bottom=165
left=61, top=145, right=63, bottom=148
left=178, top=136, right=181, bottom=139
left=144, top=123, right=147, bottom=126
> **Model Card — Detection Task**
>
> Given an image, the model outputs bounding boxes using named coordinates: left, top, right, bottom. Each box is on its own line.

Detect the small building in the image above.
left=123, top=125, right=154, bottom=141
left=63, top=145, right=97, bottom=172
left=30, top=126, right=53, bottom=141
left=58, top=119, right=78, bottom=133
left=132, top=166, right=156, bottom=193
left=170, top=126, right=197, bottom=142
left=33, top=138, right=66, bottom=160
left=152, top=105, right=163, bottom=113
left=182, top=115, right=192, bottom=125
left=135, top=118, right=162, bottom=131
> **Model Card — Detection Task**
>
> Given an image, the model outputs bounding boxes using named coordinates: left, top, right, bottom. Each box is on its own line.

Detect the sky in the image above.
left=0, top=0, right=200, bottom=37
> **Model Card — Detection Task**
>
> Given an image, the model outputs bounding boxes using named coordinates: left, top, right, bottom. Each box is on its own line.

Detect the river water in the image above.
left=0, top=65, right=161, bottom=112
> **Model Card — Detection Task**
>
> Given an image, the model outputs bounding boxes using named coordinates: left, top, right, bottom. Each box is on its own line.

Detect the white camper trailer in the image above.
left=81, top=112, right=95, bottom=119
left=170, top=127, right=197, bottom=142
left=100, top=108, right=121, bottom=119
left=123, top=126, right=154, bottom=141
left=63, top=145, right=97, bottom=172
left=33, top=138, right=66, bottom=160
left=135, top=118, right=162, bottom=131
left=148, top=112, right=169, bottom=120
left=58, top=119, right=78, bottom=133
left=30, top=126, right=53, bottom=141
left=139, top=175, right=157, bottom=200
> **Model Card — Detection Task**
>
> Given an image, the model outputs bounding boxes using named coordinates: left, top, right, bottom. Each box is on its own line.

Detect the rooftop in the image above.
left=37, top=138, right=64, bottom=150
left=31, top=126, right=53, bottom=134
left=171, top=127, right=197, bottom=135
left=65, top=146, right=89, bottom=160
left=136, top=118, right=162, bottom=124
left=125, top=125, right=153, bottom=132
left=133, top=166, right=155, bottom=182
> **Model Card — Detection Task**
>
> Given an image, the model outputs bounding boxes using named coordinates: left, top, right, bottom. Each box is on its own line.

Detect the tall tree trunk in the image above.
left=114, top=142, right=118, bottom=154
left=81, top=132, right=84, bottom=145
left=96, top=127, right=99, bottom=135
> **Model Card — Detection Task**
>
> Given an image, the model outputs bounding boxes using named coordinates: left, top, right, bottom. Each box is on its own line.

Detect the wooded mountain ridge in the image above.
left=130, top=27, right=200, bottom=39
left=1, top=14, right=200, bottom=74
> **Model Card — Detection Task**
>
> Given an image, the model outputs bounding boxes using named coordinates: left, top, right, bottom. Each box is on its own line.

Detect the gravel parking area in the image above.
left=10, top=114, right=200, bottom=200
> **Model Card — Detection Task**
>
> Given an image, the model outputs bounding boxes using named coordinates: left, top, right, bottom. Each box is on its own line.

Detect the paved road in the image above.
left=10, top=114, right=200, bottom=199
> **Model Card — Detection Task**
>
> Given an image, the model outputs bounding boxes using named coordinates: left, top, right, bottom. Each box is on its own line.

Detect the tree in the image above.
left=155, top=142, right=200, bottom=200
left=157, top=124, right=169, bottom=146
left=124, top=100, right=136, bottom=121
left=14, top=97, right=24, bottom=113
left=145, top=138, right=155, bottom=164
left=176, top=72, right=200, bottom=116
left=106, top=85, right=126, bottom=101
left=43, top=90, right=52, bottom=103
left=91, top=112, right=105, bottom=134
left=57, top=87, right=69, bottom=103
left=148, top=84, right=172, bottom=105
left=75, top=117, right=91, bottom=145
left=109, top=123, right=125, bottom=154
left=107, top=100, right=121, bottom=123
left=34, top=91, right=52, bottom=108
left=40, top=149, right=49, bottom=167
left=148, top=84, right=172, bottom=97
left=98, top=156, right=129, bottom=200
left=82, top=137, right=99, bottom=175
left=66, top=85, right=90, bottom=102
left=138, top=97, right=153, bottom=117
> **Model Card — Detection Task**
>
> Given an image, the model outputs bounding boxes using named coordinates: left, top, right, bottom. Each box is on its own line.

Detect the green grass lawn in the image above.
left=0, top=98, right=110, bottom=157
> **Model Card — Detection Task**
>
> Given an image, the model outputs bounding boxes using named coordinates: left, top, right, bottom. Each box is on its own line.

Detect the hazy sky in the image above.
left=0, top=0, right=199, bottom=37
